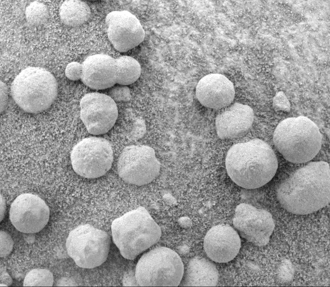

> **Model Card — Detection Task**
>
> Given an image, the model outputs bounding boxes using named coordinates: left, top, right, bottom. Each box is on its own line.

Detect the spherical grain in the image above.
left=225, top=139, right=278, bottom=189
left=23, top=269, right=53, bottom=287
left=273, top=116, right=322, bottom=163
left=59, top=0, right=91, bottom=27
left=9, top=193, right=50, bottom=234
left=115, top=56, right=141, bottom=86
left=25, top=1, right=49, bottom=26
left=65, top=62, right=82, bottom=81
left=135, top=247, right=184, bottom=287
left=196, top=74, right=235, bottom=110
left=0, top=81, right=8, bottom=114
left=11, top=67, right=57, bottom=113
left=0, top=231, right=14, bottom=258
left=203, top=224, right=241, bottom=263
left=70, top=137, right=113, bottom=179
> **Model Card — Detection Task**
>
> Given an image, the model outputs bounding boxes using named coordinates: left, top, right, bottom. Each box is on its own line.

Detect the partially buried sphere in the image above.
left=23, top=269, right=53, bottom=287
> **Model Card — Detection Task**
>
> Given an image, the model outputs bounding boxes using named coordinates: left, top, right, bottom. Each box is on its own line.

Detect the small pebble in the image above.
left=23, top=269, right=53, bottom=287
left=130, top=118, right=146, bottom=140
left=178, top=216, right=192, bottom=229
left=162, top=193, right=178, bottom=206
left=109, top=86, right=131, bottom=102
left=0, top=194, right=6, bottom=223
left=25, top=1, right=49, bottom=26
left=273, top=91, right=290, bottom=113
left=23, top=234, right=36, bottom=245
left=0, top=81, right=9, bottom=114
left=177, top=244, right=190, bottom=256
left=277, top=259, right=295, bottom=284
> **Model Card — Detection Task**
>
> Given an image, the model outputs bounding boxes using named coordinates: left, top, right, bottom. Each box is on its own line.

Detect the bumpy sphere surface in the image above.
left=0, top=231, right=14, bottom=258
left=106, top=10, right=145, bottom=52
left=233, top=203, right=275, bottom=246
left=115, top=56, right=141, bottom=86
left=71, top=137, right=113, bottom=179
left=80, top=93, right=118, bottom=135
left=0, top=193, right=6, bottom=223
left=59, top=0, right=91, bottom=27
left=9, top=193, right=50, bottom=234
left=25, top=1, right=49, bottom=26
left=111, top=207, right=161, bottom=260
left=118, top=145, right=160, bottom=186
left=196, top=74, right=235, bottom=110
left=277, top=161, right=330, bottom=215
left=0, top=81, right=8, bottom=114
left=273, top=116, right=322, bottom=164
left=203, top=224, right=241, bottom=263
left=81, top=54, right=117, bottom=90
left=135, top=247, right=184, bottom=287
left=65, top=62, right=82, bottom=81
left=216, top=102, right=254, bottom=139
left=11, top=67, right=57, bottom=113
left=66, top=224, right=110, bottom=269
left=225, top=139, right=278, bottom=189
left=23, top=269, right=53, bottom=287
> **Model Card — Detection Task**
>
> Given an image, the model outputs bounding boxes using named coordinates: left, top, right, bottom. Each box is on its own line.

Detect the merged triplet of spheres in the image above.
left=273, top=116, right=322, bottom=164
left=11, top=67, right=58, bottom=113
left=106, top=10, right=145, bottom=52
left=225, top=139, right=278, bottom=189
left=70, top=137, right=114, bottom=179
left=65, top=54, right=141, bottom=90
left=135, top=246, right=184, bottom=287
left=9, top=193, right=50, bottom=234
left=196, top=73, right=235, bottom=110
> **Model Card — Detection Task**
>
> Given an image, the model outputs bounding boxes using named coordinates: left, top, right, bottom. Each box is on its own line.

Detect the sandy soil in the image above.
left=0, top=0, right=330, bottom=286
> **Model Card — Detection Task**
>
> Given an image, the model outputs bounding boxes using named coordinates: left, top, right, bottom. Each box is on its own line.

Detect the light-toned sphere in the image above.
left=55, top=277, right=77, bottom=287
left=0, top=231, right=14, bottom=258
left=273, top=116, right=322, bottom=164
left=181, top=256, right=219, bottom=287
left=203, top=224, right=241, bottom=263
left=65, top=62, right=82, bottom=81
left=59, top=0, right=91, bottom=27
left=23, top=269, right=53, bottom=287
left=11, top=67, right=57, bottom=113
left=81, top=54, right=117, bottom=90
left=277, top=161, right=330, bottom=215
left=178, top=216, right=192, bottom=229
left=135, top=247, right=184, bottom=287
left=225, top=139, right=278, bottom=189
left=196, top=74, right=235, bottom=110
left=9, top=193, right=50, bottom=234
left=109, top=86, right=131, bottom=102
left=66, top=224, right=110, bottom=269
left=25, top=1, right=49, bottom=26
left=118, top=145, right=160, bottom=186
left=277, top=259, right=295, bottom=284
left=0, top=80, right=9, bottom=114
left=0, top=193, right=6, bottom=223
left=111, top=207, right=161, bottom=260
left=0, top=271, right=13, bottom=286
left=215, top=103, right=254, bottom=139
left=80, top=93, right=118, bottom=135
left=115, top=56, right=141, bottom=86
left=70, top=137, right=113, bottom=179
left=106, top=10, right=145, bottom=52
left=273, top=91, right=290, bottom=113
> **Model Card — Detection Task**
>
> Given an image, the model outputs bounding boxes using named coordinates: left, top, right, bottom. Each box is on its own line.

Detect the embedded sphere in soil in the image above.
left=80, top=93, right=118, bottom=135
left=276, top=161, right=330, bottom=215
left=106, top=10, right=145, bottom=52
left=66, top=224, right=110, bottom=269
left=59, top=0, right=91, bottom=27
left=203, top=224, right=241, bottom=263
left=70, top=137, right=113, bottom=179
left=0, top=231, right=14, bottom=258
left=9, top=193, right=50, bottom=234
left=118, top=145, right=160, bottom=186
left=273, top=116, right=322, bottom=163
left=135, top=246, right=184, bottom=287
left=25, top=1, right=49, bottom=26
left=115, top=56, right=141, bottom=86
left=23, top=269, right=53, bottom=287
left=11, top=67, right=57, bottom=113
left=196, top=74, right=235, bottom=110
left=225, top=139, right=278, bottom=189
left=65, top=62, right=82, bottom=81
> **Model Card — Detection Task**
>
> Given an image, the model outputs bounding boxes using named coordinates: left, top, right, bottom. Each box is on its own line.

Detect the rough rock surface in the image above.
left=273, top=116, right=322, bottom=164
left=66, top=224, right=110, bottom=269
left=215, top=102, right=254, bottom=139
left=225, top=139, right=278, bottom=189
left=233, top=203, right=275, bottom=246
left=203, top=224, right=241, bottom=263
left=196, top=74, right=235, bottom=110
left=276, top=259, right=295, bottom=284
left=277, top=161, right=330, bottom=215
left=25, top=1, right=49, bottom=26
left=0, top=231, right=14, bottom=258
left=108, top=86, right=131, bottom=102
left=9, top=193, right=50, bottom=234
left=181, top=256, right=219, bottom=286
left=80, top=93, right=118, bottom=135
left=0, top=81, right=8, bottom=114
left=273, top=91, right=291, bottom=112
left=59, top=0, right=91, bottom=27
left=111, top=207, right=161, bottom=260
left=65, top=62, right=82, bottom=81
left=11, top=67, right=57, bottom=113
left=106, top=10, right=145, bottom=52
left=23, top=269, right=53, bottom=287
left=70, top=137, right=113, bottom=179
left=118, top=145, right=160, bottom=186
left=135, top=246, right=184, bottom=287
